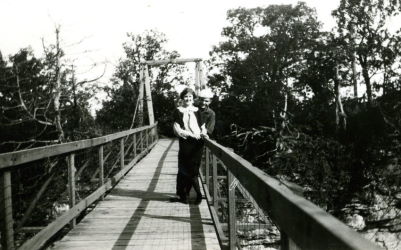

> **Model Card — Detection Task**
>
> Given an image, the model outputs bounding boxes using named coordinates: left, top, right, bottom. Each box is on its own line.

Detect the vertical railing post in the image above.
left=281, top=231, right=289, bottom=250
left=227, top=169, right=236, bottom=250
left=205, top=148, right=210, bottom=189
left=146, top=128, right=149, bottom=149
left=1, top=170, right=14, bottom=250
left=139, top=131, right=143, bottom=152
left=281, top=231, right=301, bottom=250
left=98, top=145, right=104, bottom=199
left=141, top=131, right=144, bottom=152
left=150, top=127, right=154, bottom=144
left=212, top=154, right=218, bottom=209
left=120, top=138, right=124, bottom=169
left=67, top=153, right=76, bottom=228
left=133, top=133, right=137, bottom=158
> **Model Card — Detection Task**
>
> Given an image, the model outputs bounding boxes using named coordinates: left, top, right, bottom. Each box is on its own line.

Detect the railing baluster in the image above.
left=138, top=131, right=141, bottom=152
left=98, top=145, right=104, bottom=199
left=150, top=128, right=153, bottom=145
left=133, top=133, right=137, bottom=158
left=0, top=125, right=159, bottom=250
left=1, top=170, right=14, bottom=250
left=146, top=129, right=149, bottom=149
left=120, top=138, right=125, bottom=169
left=281, top=231, right=301, bottom=250
left=205, top=148, right=210, bottom=190
left=67, top=153, right=76, bottom=228
left=227, top=169, right=236, bottom=250
left=212, top=154, right=218, bottom=209
left=141, top=131, right=144, bottom=152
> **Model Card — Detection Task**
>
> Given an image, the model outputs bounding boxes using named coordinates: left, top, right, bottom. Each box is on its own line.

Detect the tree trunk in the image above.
left=350, top=27, right=358, bottom=99
left=351, top=54, right=358, bottom=98
left=334, top=66, right=346, bottom=131
left=359, top=57, right=372, bottom=105
left=54, top=27, right=65, bottom=142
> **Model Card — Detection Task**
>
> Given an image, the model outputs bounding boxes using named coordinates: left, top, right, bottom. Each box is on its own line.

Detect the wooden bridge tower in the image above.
left=137, top=58, right=204, bottom=126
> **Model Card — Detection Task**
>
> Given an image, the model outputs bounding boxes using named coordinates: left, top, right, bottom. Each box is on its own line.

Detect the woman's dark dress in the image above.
left=173, top=108, right=204, bottom=198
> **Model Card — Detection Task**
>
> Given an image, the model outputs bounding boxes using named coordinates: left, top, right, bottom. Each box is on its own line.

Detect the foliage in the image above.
left=96, top=82, right=138, bottom=133
left=0, top=28, right=101, bottom=242
left=96, top=30, right=189, bottom=135
left=333, top=0, right=401, bottom=103
left=209, top=2, right=401, bottom=225
left=0, top=44, right=99, bottom=152
left=210, top=2, right=323, bottom=129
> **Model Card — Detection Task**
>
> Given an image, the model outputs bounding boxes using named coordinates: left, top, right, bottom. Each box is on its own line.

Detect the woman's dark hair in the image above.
left=180, top=87, right=196, bottom=99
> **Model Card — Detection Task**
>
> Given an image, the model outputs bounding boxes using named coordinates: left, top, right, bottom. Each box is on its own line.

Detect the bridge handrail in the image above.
left=0, top=123, right=157, bottom=170
left=204, top=138, right=382, bottom=250
left=0, top=124, right=158, bottom=250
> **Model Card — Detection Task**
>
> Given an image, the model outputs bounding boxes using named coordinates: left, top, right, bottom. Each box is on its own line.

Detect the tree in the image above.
left=333, top=0, right=401, bottom=104
left=210, top=2, right=323, bottom=130
left=0, top=48, right=56, bottom=152
left=97, top=30, right=189, bottom=135
left=0, top=26, right=105, bottom=153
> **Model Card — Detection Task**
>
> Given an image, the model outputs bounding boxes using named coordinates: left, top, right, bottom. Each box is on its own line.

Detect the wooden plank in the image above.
left=205, top=139, right=382, bottom=250
left=0, top=170, right=14, bottom=250
left=50, top=139, right=221, bottom=250
left=68, top=153, right=76, bottom=228
left=0, top=124, right=157, bottom=170
left=19, top=184, right=110, bottom=250
left=110, top=140, right=157, bottom=183
left=143, top=58, right=202, bottom=66
left=227, top=170, right=236, bottom=250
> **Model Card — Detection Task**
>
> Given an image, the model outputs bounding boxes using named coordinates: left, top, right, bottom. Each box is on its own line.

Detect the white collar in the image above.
left=178, top=106, right=198, bottom=113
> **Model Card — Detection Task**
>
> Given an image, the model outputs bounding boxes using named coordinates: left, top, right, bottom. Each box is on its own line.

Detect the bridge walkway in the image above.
left=50, top=139, right=221, bottom=250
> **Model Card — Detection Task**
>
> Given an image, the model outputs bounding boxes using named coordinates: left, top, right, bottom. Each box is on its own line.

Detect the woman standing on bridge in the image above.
left=172, top=87, right=208, bottom=204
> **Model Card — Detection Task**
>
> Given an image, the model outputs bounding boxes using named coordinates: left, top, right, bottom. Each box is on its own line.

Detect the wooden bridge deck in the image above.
left=50, top=139, right=221, bottom=250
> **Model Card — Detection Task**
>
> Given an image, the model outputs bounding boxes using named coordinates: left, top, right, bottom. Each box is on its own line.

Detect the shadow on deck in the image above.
left=50, top=139, right=221, bottom=250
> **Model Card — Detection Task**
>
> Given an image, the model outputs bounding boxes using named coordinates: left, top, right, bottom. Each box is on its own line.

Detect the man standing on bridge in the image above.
left=198, top=88, right=215, bottom=137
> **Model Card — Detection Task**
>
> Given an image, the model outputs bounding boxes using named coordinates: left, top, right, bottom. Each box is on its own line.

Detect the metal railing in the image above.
left=201, top=138, right=383, bottom=250
left=0, top=124, right=158, bottom=250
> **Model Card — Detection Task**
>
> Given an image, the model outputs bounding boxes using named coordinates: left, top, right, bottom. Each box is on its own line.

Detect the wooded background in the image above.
left=1, top=0, right=400, bottom=248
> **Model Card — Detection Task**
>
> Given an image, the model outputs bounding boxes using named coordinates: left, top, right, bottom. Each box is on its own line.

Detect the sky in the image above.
left=0, top=0, right=341, bottom=111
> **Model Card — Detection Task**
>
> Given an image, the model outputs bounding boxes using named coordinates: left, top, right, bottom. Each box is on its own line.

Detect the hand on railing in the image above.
left=201, top=133, right=209, bottom=139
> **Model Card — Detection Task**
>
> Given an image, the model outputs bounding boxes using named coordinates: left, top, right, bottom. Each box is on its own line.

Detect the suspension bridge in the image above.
left=0, top=59, right=383, bottom=250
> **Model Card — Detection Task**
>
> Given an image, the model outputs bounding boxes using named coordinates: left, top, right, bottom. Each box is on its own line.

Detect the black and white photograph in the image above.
left=1, top=0, right=400, bottom=249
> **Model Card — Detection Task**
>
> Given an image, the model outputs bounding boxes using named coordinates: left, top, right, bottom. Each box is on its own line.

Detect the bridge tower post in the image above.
left=194, top=61, right=205, bottom=95
left=143, top=65, right=155, bottom=125
left=138, top=67, right=145, bottom=126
